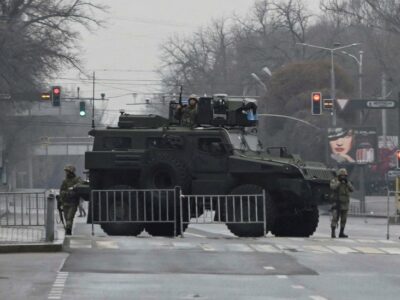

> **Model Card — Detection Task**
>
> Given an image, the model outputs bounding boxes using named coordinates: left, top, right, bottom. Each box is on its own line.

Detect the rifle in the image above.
left=55, top=195, right=65, bottom=228
left=175, top=85, right=184, bottom=124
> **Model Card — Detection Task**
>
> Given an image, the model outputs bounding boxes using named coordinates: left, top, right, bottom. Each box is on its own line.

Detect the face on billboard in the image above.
left=328, top=128, right=377, bottom=165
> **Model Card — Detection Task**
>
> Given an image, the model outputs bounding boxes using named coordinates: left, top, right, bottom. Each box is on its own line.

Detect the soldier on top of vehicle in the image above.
left=330, top=168, right=354, bottom=238
left=175, top=94, right=198, bottom=127
left=59, top=165, right=83, bottom=236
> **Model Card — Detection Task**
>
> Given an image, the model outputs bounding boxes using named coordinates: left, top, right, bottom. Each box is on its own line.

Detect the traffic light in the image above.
left=311, top=92, right=322, bottom=115
left=41, top=92, right=51, bottom=101
left=396, top=150, right=400, bottom=169
left=51, top=86, right=61, bottom=106
left=79, top=101, right=86, bottom=117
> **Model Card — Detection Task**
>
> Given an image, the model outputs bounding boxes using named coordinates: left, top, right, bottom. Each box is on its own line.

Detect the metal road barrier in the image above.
left=179, top=191, right=267, bottom=238
left=91, top=188, right=179, bottom=236
left=0, top=191, right=56, bottom=242
left=386, top=190, right=400, bottom=240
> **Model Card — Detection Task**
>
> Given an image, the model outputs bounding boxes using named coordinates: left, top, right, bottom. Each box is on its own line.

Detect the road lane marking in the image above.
left=96, top=240, right=119, bottom=249
left=291, top=285, right=305, bottom=289
left=200, top=244, right=216, bottom=251
left=172, top=242, right=198, bottom=249
left=356, top=239, right=377, bottom=244
left=263, top=266, right=276, bottom=270
left=379, top=240, right=396, bottom=244
left=303, top=245, right=334, bottom=254
left=379, top=247, right=400, bottom=255
left=225, top=243, right=253, bottom=252
left=276, top=275, right=288, bottom=279
left=184, top=232, right=206, bottom=238
left=326, top=246, right=358, bottom=254
left=69, top=239, right=92, bottom=249
left=48, top=272, right=68, bottom=300
left=353, top=247, right=384, bottom=254
left=309, top=296, right=328, bottom=300
left=251, top=244, right=280, bottom=253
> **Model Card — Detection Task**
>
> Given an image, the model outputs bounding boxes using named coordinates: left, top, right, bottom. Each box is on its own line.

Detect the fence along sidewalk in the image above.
left=0, top=191, right=49, bottom=242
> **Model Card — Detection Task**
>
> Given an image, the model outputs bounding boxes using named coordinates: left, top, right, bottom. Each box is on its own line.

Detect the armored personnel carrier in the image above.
left=83, top=94, right=334, bottom=237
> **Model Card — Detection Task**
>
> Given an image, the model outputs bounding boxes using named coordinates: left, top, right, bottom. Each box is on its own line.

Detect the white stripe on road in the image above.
left=251, top=244, right=281, bottom=253
left=225, top=244, right=254, bottom=252
left=184, top=232, right=206, bottom=238
left=326, top=246, right=358, bottom=254
left=379, top=247, right=400, bottom=255
left=276, top=275, right=288, bottom=279
left=309, top=296, right=328, bottom=300
left=303, top=245, right=334, bottom=254
left=291, top=285, right=305, bottom=289
left=96, top=241, right=119, bottom=249
left=172, top=242, right=198, bottom=249
left=353, top=247, right=384, bottom=254
left=200, top=244, right=216, bottom=251
left=263, top=266, right=276, bottom=271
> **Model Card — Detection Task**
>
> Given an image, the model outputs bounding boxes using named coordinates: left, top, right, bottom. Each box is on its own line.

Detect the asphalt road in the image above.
left=1, top=214, right=400, bottom=300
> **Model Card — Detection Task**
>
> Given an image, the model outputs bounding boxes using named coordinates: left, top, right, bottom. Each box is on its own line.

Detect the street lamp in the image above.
left=296, top=42, right=360, bottom=127
left=341, top=50, right=363, bottom=99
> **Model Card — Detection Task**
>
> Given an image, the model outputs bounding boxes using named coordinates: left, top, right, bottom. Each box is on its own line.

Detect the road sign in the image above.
left=323, top=99, right=333, bottom=110
left=365, top=100, right=396, bottom=109
left=336, top=99, right=349, bottom=110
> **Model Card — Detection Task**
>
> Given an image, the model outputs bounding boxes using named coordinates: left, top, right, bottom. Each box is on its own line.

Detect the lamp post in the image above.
left=297, top=42, right=360, bottom=127
left=341, top=50, right=364, bottom=123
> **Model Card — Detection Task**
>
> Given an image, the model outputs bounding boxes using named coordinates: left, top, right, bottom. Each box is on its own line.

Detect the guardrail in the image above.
left=90, top=188, right=267, bottom=238
left=0, top=191, right=56, bottom=242
left=179, top=192, right=266, bottom=237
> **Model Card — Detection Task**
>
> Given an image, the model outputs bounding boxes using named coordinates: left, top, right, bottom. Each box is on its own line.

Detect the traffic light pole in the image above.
left=92, top=71, right=95, bottom=129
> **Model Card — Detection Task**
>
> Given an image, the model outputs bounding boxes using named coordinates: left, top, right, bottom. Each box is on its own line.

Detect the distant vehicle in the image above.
left=78, top=94, right=334, bottom=237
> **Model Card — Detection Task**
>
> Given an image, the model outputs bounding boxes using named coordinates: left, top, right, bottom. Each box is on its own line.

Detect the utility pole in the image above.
left=382, top=73, right=387, bottom=148
left=92, top=72, right=95, bottom=129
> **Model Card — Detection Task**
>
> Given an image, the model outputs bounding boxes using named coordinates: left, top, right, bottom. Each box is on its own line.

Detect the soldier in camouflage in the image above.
left=175, top=94, right=198, bottom=127
left=330, top=168, right=354, bottom=238
left=59, top=165, right=82, bottom=235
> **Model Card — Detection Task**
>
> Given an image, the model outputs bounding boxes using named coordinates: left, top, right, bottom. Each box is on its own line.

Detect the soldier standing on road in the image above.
left=175, top=94, right=198, bottom=127
left=330, top=168, right=354, bottom=238
left=59, top=165, right=82, bottom=236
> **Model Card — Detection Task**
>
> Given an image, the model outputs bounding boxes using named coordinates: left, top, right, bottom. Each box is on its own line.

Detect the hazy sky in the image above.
left=60, top=0, right=320, bottom=120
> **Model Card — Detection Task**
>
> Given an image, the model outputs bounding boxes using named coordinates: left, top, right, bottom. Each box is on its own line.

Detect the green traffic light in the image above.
left=79, top=101, right=86, bottom=117
left=80, top=110, right=86, bottom=117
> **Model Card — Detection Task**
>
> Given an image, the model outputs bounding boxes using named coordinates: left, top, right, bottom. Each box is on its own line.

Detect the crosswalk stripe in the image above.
left=303, top=245, right=334, bottom=253
left=200, top=244, right=216, bottom=251
left=69, top=240, right=92, bottom=249
left=96, top=241, right=119, bottom=249
left=251, top=244, right=281, bottom=253
left=353, top=247, right=384, bottom=254
left=379, top=240, right=396, bottom=244
left=172, top=242, right=198, bottom=249
left=356, top=239, right=377, bottom=244
left=225, top=243, right=254, bottom=252
left=326, top=246, right=358, bottom=254
left=379, top=247, right=400, bottom=255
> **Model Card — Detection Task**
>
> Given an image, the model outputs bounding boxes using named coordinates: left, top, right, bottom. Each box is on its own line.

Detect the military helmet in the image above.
left=64, top=165, right=76, bottom=174
left=188, top=94, right=198, bottom=102
left=337, top=168, right=348, bottom=176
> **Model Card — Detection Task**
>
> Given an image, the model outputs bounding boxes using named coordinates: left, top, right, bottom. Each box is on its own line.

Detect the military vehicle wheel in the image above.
left=140, top=152, right=190, bottom=236
left=270, top=207, right=319, bottom=237
left=100, top=185, right=144, bottom=236
left=225, top=184, right=266, bottom=237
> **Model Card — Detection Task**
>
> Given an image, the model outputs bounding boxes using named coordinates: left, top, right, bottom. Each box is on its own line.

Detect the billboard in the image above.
left=328, top=127, right=378, bottom=164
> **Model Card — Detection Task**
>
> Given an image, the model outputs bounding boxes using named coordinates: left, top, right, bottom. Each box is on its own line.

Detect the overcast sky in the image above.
left=60, top=0, right=320, bottom=120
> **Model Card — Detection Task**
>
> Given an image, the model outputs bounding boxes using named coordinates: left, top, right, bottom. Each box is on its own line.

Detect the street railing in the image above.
left=179, top=191, right=266, bottom=237
left=91, top=188, right=178, bottom=236
left=91, top=188, right=267, bottom=238
left=0, top=191, right=56, bottom=242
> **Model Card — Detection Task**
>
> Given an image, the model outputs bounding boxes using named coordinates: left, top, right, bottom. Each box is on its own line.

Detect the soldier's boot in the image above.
left=331, top=226, right=336, bottom=238
left=339, top=227, right=348, bottom=238
left=65, top=228, right=72, bottom=236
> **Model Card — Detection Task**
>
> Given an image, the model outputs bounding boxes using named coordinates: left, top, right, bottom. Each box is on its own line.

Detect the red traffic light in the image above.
left=397, top=150, right=400, bottom=169
left=53, top=87, right=60, bottom=95
left=312, top=92, right=321, bottom=102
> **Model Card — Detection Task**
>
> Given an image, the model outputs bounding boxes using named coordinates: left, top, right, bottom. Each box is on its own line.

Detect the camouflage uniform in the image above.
left=330, top=168, right=354, bottom=238
left=59, top=165, right=82, bottom=235
left=175, top=94, right=198, bottom=127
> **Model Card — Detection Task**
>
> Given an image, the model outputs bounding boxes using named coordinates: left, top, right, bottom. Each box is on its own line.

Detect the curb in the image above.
left=0, top=240, right=64, bottom=254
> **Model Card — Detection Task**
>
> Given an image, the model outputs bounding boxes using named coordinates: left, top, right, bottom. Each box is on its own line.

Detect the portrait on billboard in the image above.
left=328, top=128, right=377, bottom=165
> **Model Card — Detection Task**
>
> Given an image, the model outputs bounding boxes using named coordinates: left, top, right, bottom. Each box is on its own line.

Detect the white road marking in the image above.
left=356, top=239, right=376, bottom=244
left=172, top=242, right=198, bottom=249
left=303, top=245, right=334, bottom=254
left=276, top=275, right=288, bottom=279
left=379, top=247, right=400, bottom=255
left=379, top=240, right=396, bottom=244
left=225, top=243, right=253, bottom=252
left=184, top=232, right=206, bottom=238
left=251, top=244, right=280, bottom=253
left=69, top=239, right=92, bottom=249
left=263, top=266, right=276, bottom=270
left=326, top=246, right=358, bottom=254
left=96, top=241, right=119, bottom=249
left=200, top=244, right=216, bottom=251
left=309, top=296, right=328, bottom=300
left=291, top=285, right=305, bottom=289
left=48, top=272, right=68, bottom=300
left=353, top=247, right=384, bottom=254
